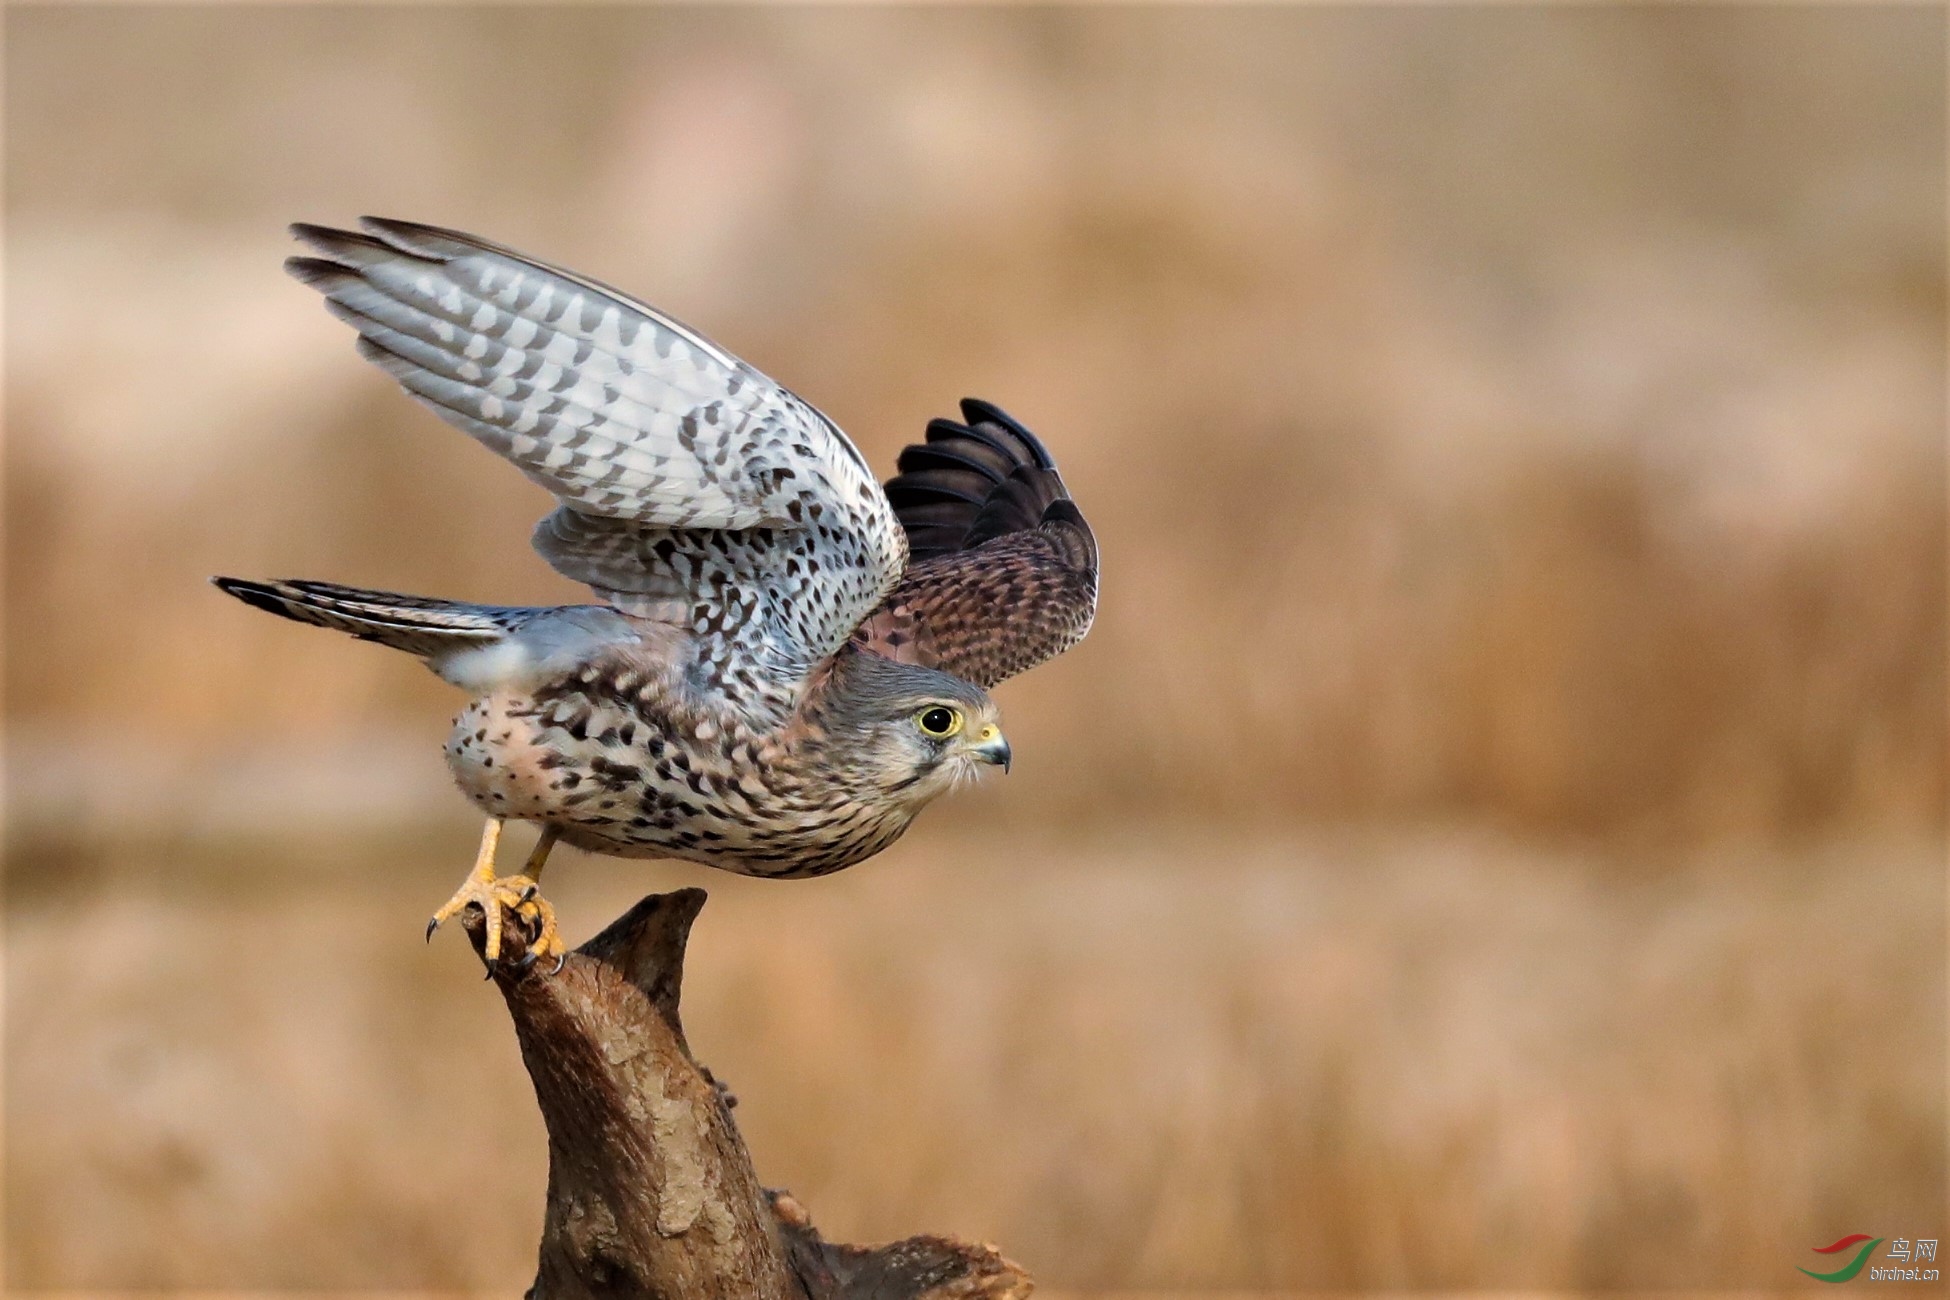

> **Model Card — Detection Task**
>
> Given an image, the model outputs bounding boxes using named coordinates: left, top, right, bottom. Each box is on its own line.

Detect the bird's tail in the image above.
left=211, top=577, right=538, bottom=658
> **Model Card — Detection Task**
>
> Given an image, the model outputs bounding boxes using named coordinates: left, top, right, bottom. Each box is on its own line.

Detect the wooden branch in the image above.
left=464, top=889, right=1032, bottom=1300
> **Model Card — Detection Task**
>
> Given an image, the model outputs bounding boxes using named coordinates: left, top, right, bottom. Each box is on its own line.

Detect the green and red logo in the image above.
left=1801, top=1235, right=1885, bottom=1283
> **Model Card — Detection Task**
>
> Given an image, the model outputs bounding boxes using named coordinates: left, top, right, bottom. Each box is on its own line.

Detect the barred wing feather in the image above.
left=287, top=218, right=906, bottom=717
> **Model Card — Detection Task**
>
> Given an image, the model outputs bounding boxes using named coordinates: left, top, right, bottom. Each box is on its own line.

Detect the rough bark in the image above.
left=464, top=889, right=1031, bottom=1300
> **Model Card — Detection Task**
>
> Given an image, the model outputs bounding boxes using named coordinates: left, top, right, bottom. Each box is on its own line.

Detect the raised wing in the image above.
left=287, top=218, right=905, bottom=719
left=853, top=400, right=1098, bottom=688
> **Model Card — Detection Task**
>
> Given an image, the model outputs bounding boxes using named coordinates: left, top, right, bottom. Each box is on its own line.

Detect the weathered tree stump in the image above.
left=462, top=888, right=1032, bottom=1300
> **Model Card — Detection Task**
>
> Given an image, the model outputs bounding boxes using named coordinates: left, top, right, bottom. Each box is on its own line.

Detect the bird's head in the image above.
left=817, top=649, right=1010, bottom=804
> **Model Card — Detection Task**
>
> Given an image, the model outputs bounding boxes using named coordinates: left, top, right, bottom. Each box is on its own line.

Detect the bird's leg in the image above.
left=426, top=818, right=562, bottom=971
left=503, top=827, right=566, bottom=973
left=427, top=818, right=505, bottom=958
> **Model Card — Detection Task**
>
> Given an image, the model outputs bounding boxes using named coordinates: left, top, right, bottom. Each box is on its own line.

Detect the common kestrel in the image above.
left=215, top=219, right=1098, bottom=969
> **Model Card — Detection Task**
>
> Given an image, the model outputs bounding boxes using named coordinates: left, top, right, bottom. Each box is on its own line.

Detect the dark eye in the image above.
left=916, top=706, right=962, bottom=738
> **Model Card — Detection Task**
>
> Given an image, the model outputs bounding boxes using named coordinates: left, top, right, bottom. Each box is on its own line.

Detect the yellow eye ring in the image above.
left=916, top=706, right=963, bottom=738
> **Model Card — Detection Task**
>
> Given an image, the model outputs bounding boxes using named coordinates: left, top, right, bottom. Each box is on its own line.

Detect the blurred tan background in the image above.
left=5, top=4, right=1944, bottom=1293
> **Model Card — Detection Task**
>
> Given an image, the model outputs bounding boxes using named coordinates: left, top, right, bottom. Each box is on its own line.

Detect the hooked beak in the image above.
left=970, top=724, right=1012, bottom=773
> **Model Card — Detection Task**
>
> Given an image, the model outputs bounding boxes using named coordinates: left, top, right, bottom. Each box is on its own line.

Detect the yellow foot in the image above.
left=426, top=821, right=568, bottom=974
left=504, top=875, right=566, bottom=972
left=426, top=873, right=566, bottom=974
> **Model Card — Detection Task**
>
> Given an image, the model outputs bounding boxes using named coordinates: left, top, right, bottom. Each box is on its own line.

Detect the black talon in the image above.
left=517, top=883, right=538, bottom=903
left=517, top=948, right=541, bottom=972
left=425, top=917, right=438, bottom=942
left=551, top=952, right=567, bottom=975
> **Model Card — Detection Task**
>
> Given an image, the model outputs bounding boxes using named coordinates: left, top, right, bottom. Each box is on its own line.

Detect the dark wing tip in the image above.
left=293, top=219, right=463, bottom=268
left=927, top=415, right=1020, bottom=465
left=211, top=575, right=292, bottom=618
left=357, top=215, right=451, bottom=249
left=289, top=221, right=389, bottom=256
left=888, top=399, right=1075, bottom=556
left=359, top=215, right=505, bottom=263
left=897, top=441, right=1011, bottom=483
left=358, top=215, right=437, bottom=236
left=959, top=397, right=1058, bottom=469
left=284, top=255, right=355, bottom=289
left=288, top=220, right=347, bottom=243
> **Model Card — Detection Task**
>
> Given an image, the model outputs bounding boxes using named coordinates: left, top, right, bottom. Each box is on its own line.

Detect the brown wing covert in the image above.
left=856, top=400, right=1098, bottom=688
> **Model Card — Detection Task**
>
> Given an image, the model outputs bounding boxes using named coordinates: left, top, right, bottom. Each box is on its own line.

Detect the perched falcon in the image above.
left=215, top=219, right=1098, bottom=969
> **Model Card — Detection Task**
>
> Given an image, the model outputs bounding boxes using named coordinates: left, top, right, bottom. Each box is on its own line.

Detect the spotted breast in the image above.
left=443, top=659, right=917, bottom=879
